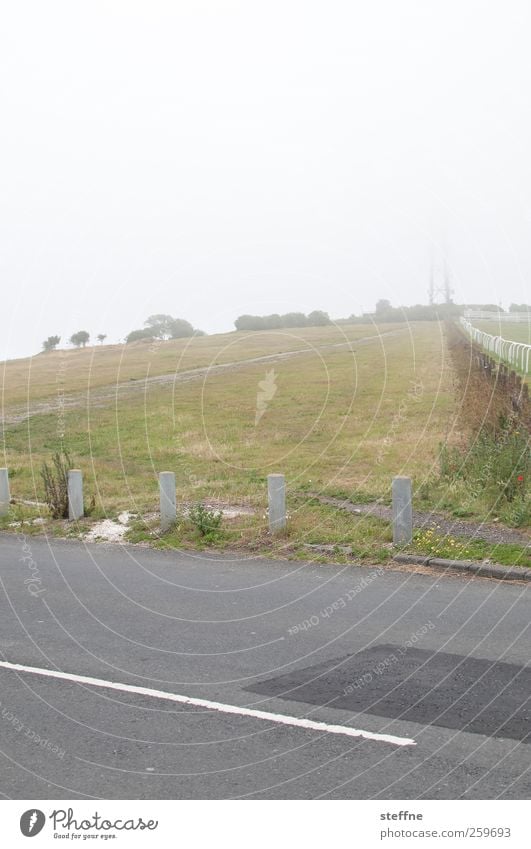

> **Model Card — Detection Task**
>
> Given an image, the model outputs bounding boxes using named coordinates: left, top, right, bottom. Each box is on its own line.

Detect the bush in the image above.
left=40, top=451, right=94, bottom=519
left=125, top=328, right=155, bottom=343
left=41, top=451, right=71, bottom=518
left=188, top=503, right=223, bottom=540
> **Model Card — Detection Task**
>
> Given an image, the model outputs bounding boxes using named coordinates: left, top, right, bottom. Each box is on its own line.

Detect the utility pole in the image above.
left=428, top=253, right=435, bottom=305
left=443, top=257, right=453, bottom=304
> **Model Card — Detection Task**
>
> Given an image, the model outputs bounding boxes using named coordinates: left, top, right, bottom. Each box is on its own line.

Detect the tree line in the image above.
left=42, top=301, right=527, bottom=353
left=125, top=314, right=204, bottom=343
left=42, top=332, right=106, bottom=351
left=234, top=311, right=331, bottom=331
left=42, top=314, right=204, bottom=351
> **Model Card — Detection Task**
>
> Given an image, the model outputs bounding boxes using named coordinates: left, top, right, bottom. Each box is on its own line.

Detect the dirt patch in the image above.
left=84, top=512, right=134, bottom=543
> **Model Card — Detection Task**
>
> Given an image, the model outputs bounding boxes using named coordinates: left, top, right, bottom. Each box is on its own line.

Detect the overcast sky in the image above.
left=2, top=0, right=530, bottom=360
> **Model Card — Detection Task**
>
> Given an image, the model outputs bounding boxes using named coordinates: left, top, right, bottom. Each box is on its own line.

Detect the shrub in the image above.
left=41, top=451, right=71, bottom=518
left=40, top=451, right=94, bottom=519
left=188, top=502, right=223, bottom=539
left=440, top=425, right=528, bottom=501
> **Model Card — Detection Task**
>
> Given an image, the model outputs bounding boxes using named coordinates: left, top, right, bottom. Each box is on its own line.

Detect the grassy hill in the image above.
left=1, top=321, right=529, bottom=566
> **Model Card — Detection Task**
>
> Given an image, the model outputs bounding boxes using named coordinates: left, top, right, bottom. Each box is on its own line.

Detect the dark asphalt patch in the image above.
left=246, top=646, right=530, bottom=743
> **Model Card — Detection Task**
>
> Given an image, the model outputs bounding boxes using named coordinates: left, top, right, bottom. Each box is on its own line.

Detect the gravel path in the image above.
left=311, top=494, right=530, bottom=546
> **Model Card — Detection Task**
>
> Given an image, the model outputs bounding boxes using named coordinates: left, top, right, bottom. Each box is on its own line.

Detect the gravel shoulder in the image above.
left=311, top=494, right=530, bottom=546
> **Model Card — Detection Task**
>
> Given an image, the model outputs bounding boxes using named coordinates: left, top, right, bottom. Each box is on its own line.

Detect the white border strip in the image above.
left=0, top=660, right=415, bottom=747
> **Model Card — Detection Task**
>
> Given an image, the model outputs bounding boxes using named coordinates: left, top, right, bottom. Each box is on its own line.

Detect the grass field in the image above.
left=1, top=323, right=399, bottom=409
left=475, top=321, right=531, bottom=345
left=1, top=321, right=529, bottom=566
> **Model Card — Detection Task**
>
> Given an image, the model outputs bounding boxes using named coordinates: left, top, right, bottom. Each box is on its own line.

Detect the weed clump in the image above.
left=40, top=450, right=94, bottom=519
left=40, top=450, right=71, bottom=518
left=188, top=502, right=223, bottom=541
left=438, top=416, right=529, bottom=526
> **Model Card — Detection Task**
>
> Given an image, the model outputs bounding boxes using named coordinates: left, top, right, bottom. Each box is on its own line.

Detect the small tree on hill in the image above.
left=42, top=335, right=61, bottom=352
left=281, top=312, right=307, bottom=327
left=126, top=328, right=154, bottom=344
left=307, top=310, right=331, bottom=326
left=70, top=330, right=90, bottom=348
left=168, top=318, right=195, bottom=338
left=97, top=334, right=107, bottom=344
left=144, top=314, right=174, bottom=338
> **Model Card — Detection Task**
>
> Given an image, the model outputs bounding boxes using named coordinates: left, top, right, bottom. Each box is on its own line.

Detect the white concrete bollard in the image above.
left=0, top=468, right=10, bottom=517
left=268, top=473, right=286, bottom=533
left=392, top=475, right=413, bottom=545
left=68, top=469, right=84, bottom=521
left=159, top=471, right=176, bottom=532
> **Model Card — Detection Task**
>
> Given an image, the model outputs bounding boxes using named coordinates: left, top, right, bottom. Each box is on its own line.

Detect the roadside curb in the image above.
left=393, top=553, right=531, bottom=582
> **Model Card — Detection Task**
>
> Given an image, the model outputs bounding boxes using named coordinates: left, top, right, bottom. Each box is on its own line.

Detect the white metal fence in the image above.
left=459, top=318, right=531, bottom=374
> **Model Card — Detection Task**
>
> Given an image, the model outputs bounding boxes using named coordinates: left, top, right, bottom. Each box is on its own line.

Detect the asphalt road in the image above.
left=0, top=533, right=529, bottom=799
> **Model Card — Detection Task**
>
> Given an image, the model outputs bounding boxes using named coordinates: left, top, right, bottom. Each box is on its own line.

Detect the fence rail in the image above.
left=459, top=318, right=531, bottom=374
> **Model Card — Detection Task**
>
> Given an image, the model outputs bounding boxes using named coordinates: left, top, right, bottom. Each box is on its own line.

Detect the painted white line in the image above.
left=0, top=660, right=415, bottom=747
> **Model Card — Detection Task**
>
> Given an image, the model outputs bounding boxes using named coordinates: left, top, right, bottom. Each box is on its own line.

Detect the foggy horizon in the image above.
left=3, top=0, right=531, bottom=361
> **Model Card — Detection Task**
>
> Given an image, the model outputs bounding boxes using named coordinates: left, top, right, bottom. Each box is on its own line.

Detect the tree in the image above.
left=126, top=328, right=154, bottom=344
left=97, top=334, right=107, bottom=344
left=144, top=314, right=174, bottom=338
left=307, top=310, right=331, bottom=326
left=234, top=315, right=266, bottom=331
left=69, top=331, right=90, bottom=348
left=168, top=318, right=195, bottom=338
left=281, top=312, right=307, bottom=327
left=42, top=335, right=60, bottom=352
left=142, top=314, right=198, bottom=339
left=262, top=314, right=283, bottom=329
left=375, top=299, right=392, bottom=314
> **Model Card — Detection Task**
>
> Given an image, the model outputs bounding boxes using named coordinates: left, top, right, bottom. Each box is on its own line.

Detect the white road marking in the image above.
left=0, top=660, right=415, bottom=747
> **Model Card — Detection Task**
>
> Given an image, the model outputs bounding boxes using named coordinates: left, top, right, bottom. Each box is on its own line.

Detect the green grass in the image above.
left=2, top=322, right=453, bottom=508
left=1, top=323, right=398, bottom=408
left=408, top=528, right=530, bottom=568
left=1, top=321, right=528, bottom=566
left=474, top=321, right=531, bottom=345
left=467, top=321, right=530, bottom=383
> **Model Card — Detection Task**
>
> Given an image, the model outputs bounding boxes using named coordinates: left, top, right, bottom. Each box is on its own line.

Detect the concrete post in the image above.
left=159, top=471, right=176, bottom=532
left=392, top=476, right=413, bottom=545
left=268, top=473, right=286, bottom=533
left=0, top=468, right=10, bottom=517
left=68, top=469, right=84, bottom=521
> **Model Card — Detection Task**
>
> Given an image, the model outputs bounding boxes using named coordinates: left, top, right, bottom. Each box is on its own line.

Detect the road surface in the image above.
left=0, top=534, right=528, bottom=799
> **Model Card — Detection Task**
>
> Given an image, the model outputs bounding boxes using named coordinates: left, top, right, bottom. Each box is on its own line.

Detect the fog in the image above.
left=1, top=0, right=530, bottom=360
